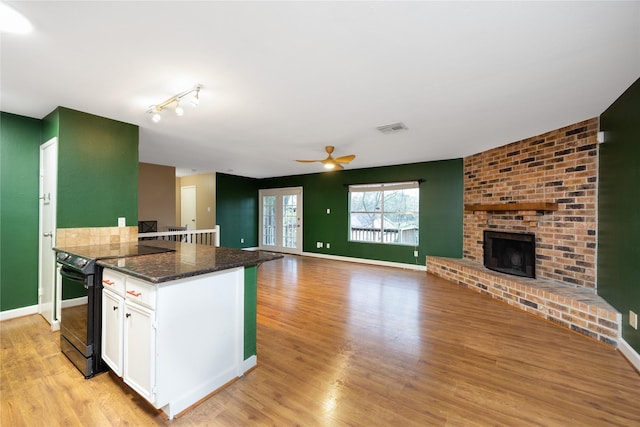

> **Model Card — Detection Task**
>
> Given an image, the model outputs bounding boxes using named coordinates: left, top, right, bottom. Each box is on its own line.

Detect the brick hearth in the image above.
left=426, top=256, right=620, bottom=346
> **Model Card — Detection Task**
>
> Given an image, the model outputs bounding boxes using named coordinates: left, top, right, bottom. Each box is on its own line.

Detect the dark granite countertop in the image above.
left=54, top=242, right=175, bottom=259
left=96, top=241, right=282, bottom=284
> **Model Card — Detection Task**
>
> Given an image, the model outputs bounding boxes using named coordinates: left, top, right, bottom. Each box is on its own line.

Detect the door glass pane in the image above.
left=262, top=196, right=276, bottom=246
left=282, top=195, right=297, bottom=248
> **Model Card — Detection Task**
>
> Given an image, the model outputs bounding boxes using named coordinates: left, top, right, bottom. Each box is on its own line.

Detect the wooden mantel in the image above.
left=464, top=202, right=558, bottom=212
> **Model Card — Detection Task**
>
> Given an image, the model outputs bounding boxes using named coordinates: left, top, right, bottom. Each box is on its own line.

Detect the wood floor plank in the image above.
left=1, top=255, right=639, bottom=426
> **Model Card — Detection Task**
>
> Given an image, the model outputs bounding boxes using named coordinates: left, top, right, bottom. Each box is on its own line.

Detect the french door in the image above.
left=259, top=187, right=302, bottom=254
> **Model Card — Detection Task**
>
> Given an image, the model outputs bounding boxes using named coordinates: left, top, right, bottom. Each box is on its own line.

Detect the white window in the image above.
left=349, top=181, right=419, bottom=245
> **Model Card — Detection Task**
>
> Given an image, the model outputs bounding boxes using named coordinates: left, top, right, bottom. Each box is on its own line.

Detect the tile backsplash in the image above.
left=56, top=226, right=138, bottom=247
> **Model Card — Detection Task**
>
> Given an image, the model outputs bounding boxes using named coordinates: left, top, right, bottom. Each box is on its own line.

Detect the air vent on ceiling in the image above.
left=376, top=122, right=408, bottom=134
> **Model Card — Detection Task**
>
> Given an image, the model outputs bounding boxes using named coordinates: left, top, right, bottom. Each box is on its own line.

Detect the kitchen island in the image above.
left=96, top=241, right=282, bottom=419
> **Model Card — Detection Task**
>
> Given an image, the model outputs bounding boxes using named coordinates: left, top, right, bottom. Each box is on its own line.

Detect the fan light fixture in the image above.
left=296, top=146, right=356, bottom=171
left=147, top=84, right=202, bottom=122
left=324, top=162, right=336, bottom=170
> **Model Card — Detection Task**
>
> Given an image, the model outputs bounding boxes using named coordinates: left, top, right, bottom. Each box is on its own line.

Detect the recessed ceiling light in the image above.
left=0, top=3, right=33, bottom=34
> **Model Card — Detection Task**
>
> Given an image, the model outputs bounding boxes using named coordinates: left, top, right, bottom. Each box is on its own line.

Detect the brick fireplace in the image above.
left=464, top=118, right=598, bottom=288
left=427, top=118, right=620, bottom=346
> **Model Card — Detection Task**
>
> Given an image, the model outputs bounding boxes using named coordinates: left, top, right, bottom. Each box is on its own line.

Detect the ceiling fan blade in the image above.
left=334, top=154, right=355, bottom=163
left=334, top=162, right=344, bottom=170
left=296, top=159, right=322, bottom=163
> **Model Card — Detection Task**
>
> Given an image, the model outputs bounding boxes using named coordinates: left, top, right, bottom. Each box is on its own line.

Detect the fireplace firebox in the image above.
left=483, top=231, right=535, bottom=278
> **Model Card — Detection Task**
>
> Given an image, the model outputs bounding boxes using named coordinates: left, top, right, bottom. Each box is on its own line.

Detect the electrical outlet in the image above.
left=630, top=311, right=638, bottom=330
left=413, top=250, right=418, bottom=257
left=240, top=238, right=244, bottom=244
left=326, top=243, right=331, bottom=249
left=326, top=208, right=331, bottom=214
left=317, top=241, right=323, bottom=248
left=118, top=217, right=126, bottom=227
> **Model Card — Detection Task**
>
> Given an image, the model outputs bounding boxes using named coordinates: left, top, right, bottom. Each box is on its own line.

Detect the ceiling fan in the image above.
left=296, top=146, right=356, bottom=170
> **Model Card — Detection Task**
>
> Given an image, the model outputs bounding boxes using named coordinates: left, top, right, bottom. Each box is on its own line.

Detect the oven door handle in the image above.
left=59, top=266, right=90, bottom=287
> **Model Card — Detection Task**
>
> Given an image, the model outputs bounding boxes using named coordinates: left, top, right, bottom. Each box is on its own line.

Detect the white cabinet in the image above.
left=102, top=288, right=124, bottom=376
left=101, top=269, right=126, bottom=376
left=123, top=300, right=155, bottom=402
left=102, top=271, right=157, bottom=404
left=100, top=266, right=250, bottom=420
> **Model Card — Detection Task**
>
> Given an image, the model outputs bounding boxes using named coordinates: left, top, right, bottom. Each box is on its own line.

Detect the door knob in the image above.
left=42, top=232, right=52, bottom=237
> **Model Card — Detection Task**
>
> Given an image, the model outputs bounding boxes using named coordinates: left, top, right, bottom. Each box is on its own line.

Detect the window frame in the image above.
left=348, top=181, right=420, bottom=246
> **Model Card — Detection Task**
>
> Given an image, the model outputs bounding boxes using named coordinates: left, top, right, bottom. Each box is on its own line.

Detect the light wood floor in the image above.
left=2, top=255, right=639, bottom=426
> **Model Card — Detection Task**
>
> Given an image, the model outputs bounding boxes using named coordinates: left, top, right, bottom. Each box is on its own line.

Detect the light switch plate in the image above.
left=118, top=217, right=126, bottom=227
left=630, top=311, right=638, bottom=330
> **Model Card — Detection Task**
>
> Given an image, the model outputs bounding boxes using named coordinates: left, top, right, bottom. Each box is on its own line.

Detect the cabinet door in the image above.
left=102, top=289, right=124, bottom=377
left=123, top=301, right=156, bottom=404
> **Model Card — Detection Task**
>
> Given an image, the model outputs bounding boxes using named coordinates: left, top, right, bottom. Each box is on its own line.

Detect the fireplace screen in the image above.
left=483, top=231, right=535, bottom=278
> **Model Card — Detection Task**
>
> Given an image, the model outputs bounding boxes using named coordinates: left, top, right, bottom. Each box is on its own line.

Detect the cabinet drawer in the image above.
left=125, top=277, right=156, bottom=309
left=101, top=269, right=125, bottom=296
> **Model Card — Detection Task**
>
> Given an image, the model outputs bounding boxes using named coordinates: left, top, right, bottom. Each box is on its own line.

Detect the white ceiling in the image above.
left=2, top=1, right=639, bottom=178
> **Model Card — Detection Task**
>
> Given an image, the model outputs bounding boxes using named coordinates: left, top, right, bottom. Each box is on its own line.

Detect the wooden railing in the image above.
left=350, top=227, right=418, bottom=245
left=139, top=225, right=220, bottom=246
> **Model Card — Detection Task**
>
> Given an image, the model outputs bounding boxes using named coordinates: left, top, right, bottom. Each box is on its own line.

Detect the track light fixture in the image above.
left=147, top=84, right=202, bottom=122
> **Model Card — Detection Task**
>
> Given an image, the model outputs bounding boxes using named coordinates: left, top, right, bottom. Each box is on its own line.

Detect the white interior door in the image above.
left=39, top=137, right=59, bottom=330
left=259, top=187, right=302, bottom=254
left=181, top=186, right=197, bottom=229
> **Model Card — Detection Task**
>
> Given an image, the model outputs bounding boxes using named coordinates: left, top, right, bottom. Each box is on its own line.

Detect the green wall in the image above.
left=244, top=265, right=258, bottom=359
left=44, top=107, right=139, bottom=228
left=215, top=173, right=259, bottom=248
left=1, top=108, right=139, bottom=312
left=598, top=78, right=640, bottom=353
left=0, top=113, right=42, bottom=311
left=217, top=159, right=463, bottom=265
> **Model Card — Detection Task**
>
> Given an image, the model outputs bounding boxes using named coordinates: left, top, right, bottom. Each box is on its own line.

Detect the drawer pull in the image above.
left=127, top=290, right=142, bottom=297
left=102, top=279, right=115, bottom=286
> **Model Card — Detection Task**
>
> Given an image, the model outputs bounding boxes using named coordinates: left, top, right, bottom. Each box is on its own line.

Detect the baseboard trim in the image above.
left=301, top=252, right=426, bottom=271
left=61, top=296, right=87, bottom=308
left=0, top=304, right=38, bottom=321
left=618, top=338, right=640, bottom=373
left=241, top=355, right=257, bottom=375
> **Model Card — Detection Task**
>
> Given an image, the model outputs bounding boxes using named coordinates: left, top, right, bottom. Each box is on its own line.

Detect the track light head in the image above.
left=150, top=106, right=162, bottom=123
left=190, top=92, right=200, bottom=108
